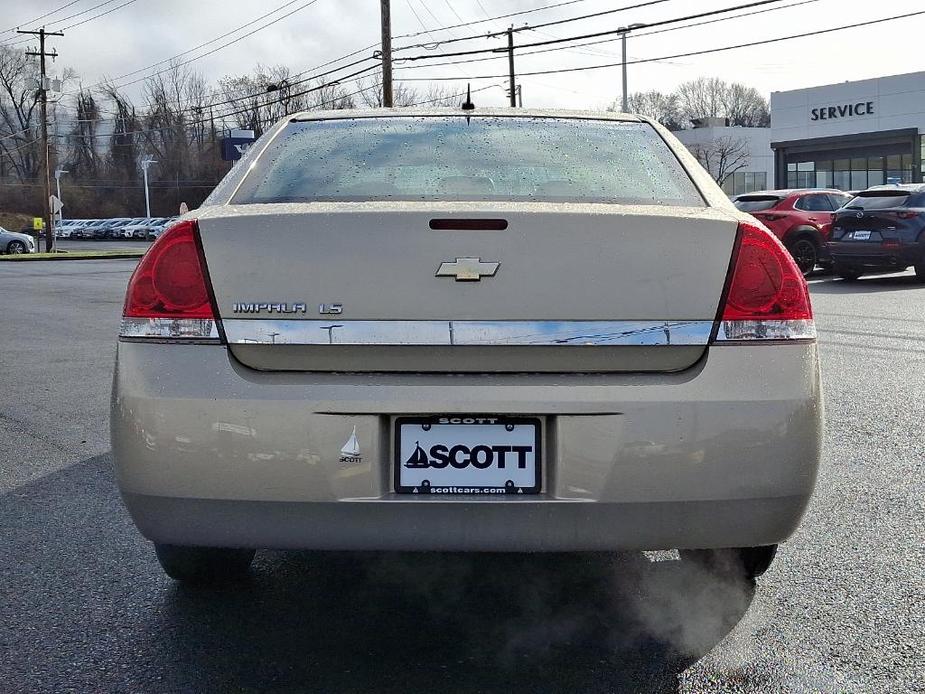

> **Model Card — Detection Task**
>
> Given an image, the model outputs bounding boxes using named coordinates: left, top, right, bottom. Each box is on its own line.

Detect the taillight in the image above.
left=755, top=213, right=783, bottom=222
left=120, top=220, right=220, bottom=341
left=714, top=221, right=815, bottom=342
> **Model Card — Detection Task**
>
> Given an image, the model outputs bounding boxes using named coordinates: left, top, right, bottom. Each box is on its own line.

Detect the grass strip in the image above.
left=0, top=250, right=145, bottom=262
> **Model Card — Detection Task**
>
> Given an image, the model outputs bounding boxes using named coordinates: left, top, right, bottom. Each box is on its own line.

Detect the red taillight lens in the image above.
left=716, top=221, right=815, bottom=342
left=121, top=220, right=219, bottom=340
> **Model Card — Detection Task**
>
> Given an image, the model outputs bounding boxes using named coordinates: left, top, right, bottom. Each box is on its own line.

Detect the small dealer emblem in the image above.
left=339, top=426, right=362, bottom=463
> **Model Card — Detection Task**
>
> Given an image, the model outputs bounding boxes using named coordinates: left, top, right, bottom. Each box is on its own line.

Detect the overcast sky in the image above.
left=5, top=0, right=925, bottom=111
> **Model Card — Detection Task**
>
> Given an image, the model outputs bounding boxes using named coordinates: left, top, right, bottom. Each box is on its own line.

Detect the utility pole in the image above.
left=506, top=27, right=517, bottom=107
left=19, top=28, right=63, bottom=252
left=619, top=23, right=646, bottom=113
left=379, top=0, right=393, bottom=107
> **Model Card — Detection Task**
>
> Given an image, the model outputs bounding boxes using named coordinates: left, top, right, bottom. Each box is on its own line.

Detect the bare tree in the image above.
left=676, top=77, right=728, bottom=125
left=356, top=72, right=419, bottom=107
left=723, top=82, right=770, bottom=127
left=420, top=83, right=465, bottom=107
left=0, top=45, right=41, bottom=182
left=612, top=90, right=683, bottom=130
left=673, top=77, right=770, bottom=129
left=66, top=89, right=103, bottom=180
left=99, top=83, right=141, bottom=186
left=688, top=136, right=750, bottom=186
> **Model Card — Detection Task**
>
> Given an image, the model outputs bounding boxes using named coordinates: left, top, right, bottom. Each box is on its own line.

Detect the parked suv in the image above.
left=734, top=189, right=851, bottom=274
left=829, top=184, right=925, bottom=281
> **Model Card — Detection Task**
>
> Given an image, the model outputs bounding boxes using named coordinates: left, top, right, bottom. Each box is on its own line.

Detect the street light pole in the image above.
left=54, top=168, right=68, bottom=207
left=53, top=169, right=68, bottom=247
left=141, top=158, right=157, bottom=218
left=619, top=23, right=647, bottom=113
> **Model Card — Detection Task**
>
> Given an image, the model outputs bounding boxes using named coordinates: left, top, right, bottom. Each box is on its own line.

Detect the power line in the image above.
left=4, top=0, right=132, bottom=45
left=393, top=0, right=678, bottom=52
left=61, top=0, right=319, bottom=96
left=393, top=0, right=816, bottom=71
left=391, top=0, right=596, bottom=42
left=395, top=8, right=925, bottom=81
left=1, top=0, right=83, bottom=34
left=90, top=0, right=321, bottom=94
left=395, top=0, right=790, bottom=63
left=58, top=0, right=138, bottom=31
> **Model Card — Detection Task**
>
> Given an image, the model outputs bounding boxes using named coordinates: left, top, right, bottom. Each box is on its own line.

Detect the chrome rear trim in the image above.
left=120, top=317, right=220, bottom=340
left=222, top=319, right=714, bottom=346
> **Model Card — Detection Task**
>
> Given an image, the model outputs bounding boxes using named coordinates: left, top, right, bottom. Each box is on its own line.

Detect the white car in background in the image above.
left=0, top=226, right=37, bottom=253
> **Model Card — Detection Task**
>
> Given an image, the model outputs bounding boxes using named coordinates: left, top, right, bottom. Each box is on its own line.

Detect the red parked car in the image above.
left=733, top=189, right=852, bottom=274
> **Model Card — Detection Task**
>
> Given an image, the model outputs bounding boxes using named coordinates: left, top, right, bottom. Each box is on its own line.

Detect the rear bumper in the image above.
left=828, top=241, right=923, bottom=269
left=123, top=492, right=810, bottom=552
left=112, top=342, right=823, bottom=551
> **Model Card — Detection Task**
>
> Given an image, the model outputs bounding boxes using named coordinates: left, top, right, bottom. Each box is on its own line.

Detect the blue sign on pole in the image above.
left=221, top=137, right=255, bottom=161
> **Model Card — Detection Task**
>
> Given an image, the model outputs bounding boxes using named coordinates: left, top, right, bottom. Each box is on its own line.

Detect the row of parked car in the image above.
left=56, top=217, right=178, bottom=240
left=732, top=183, right=925, bottom=281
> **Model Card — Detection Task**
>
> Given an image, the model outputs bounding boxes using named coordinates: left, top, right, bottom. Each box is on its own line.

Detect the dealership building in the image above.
left=676, top=70, right=925, bottom=195
left=771, top=70, right=925, bottom=190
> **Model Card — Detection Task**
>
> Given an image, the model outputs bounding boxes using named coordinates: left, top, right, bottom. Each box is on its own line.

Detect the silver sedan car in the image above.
left=0, top=226, right=36, bottom=254
left=112, top=109, right=821, bottom=584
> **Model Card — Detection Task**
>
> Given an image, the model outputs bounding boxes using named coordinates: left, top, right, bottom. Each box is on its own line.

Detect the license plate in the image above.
left=395, top=416, right=541, bottom=495
left=852, top=230, right=872, bottom=240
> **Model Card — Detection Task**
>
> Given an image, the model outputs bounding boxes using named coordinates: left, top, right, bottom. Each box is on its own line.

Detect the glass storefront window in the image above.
left=868, top=156, right=884, bottom=187
left=787, top=147, right=918, bottom=192
left=834, top=159, right=850, bottom=191
left=723, top=171, right=768, bottom=196
left=902, top=154, right=913, bottom=183
left=816, top=170, right=833, bottom=188
left=886, top=154, right=903, bottom=185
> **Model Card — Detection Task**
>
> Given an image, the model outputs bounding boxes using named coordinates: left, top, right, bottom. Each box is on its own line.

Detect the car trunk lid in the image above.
left=197, top=203, right=737, bottom=372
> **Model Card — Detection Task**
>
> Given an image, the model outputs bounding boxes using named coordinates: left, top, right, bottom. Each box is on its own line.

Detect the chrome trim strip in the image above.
left=223, top=319, right=715, bottom=346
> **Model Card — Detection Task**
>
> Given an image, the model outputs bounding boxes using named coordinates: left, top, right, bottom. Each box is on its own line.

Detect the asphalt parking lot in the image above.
left=0, top=260, right=922, bottom=693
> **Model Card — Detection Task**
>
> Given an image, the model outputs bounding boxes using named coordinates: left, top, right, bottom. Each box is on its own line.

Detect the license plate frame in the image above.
left=394, top=416, right=542, bottom=495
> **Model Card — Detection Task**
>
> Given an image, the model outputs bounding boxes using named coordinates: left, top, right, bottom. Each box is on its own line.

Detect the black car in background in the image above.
left=829, top=185, right=925, bottom=281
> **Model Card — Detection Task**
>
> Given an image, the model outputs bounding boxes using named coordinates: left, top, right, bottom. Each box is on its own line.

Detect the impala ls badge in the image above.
left=435, top=257, right=500, bottom=282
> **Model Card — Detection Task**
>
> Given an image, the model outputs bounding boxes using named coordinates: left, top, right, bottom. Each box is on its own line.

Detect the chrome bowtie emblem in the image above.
left=435, top=257, right=500, bottom=281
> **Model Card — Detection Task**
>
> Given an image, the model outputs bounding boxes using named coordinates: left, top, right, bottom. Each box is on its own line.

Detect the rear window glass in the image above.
left=734, top=197, right=780, bottom=212
left=231, top=116, right=703, bottom=206
left=846, top=193, right=912, bottom=210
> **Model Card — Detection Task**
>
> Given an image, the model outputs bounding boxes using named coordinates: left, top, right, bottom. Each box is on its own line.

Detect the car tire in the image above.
left=679, top=545, right=778, bottom=582
left=786, top=237, right=818, bottom=276
left=7, top=240, right=27, bottom=254
left=837, top=268, right=864, bottom=281
left=153, top=543, right=256, bottom=584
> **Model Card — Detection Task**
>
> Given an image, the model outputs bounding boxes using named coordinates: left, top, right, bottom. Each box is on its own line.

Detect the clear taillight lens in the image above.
left=714, top=221, right=815, bottom=342
left=120, top=220, right=220, bottom=341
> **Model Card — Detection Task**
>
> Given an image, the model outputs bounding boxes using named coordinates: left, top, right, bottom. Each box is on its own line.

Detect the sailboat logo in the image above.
left=339, top=426, right=362, bottom=463
left=404, top=442, right=430, bottom=468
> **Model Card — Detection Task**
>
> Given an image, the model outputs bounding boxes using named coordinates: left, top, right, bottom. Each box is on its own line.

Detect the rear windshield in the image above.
left=734, top=196, right=781, bottom=212
left=845, top=192, right=915, bottom=210
left=231, top=116, right=703, bottom=206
